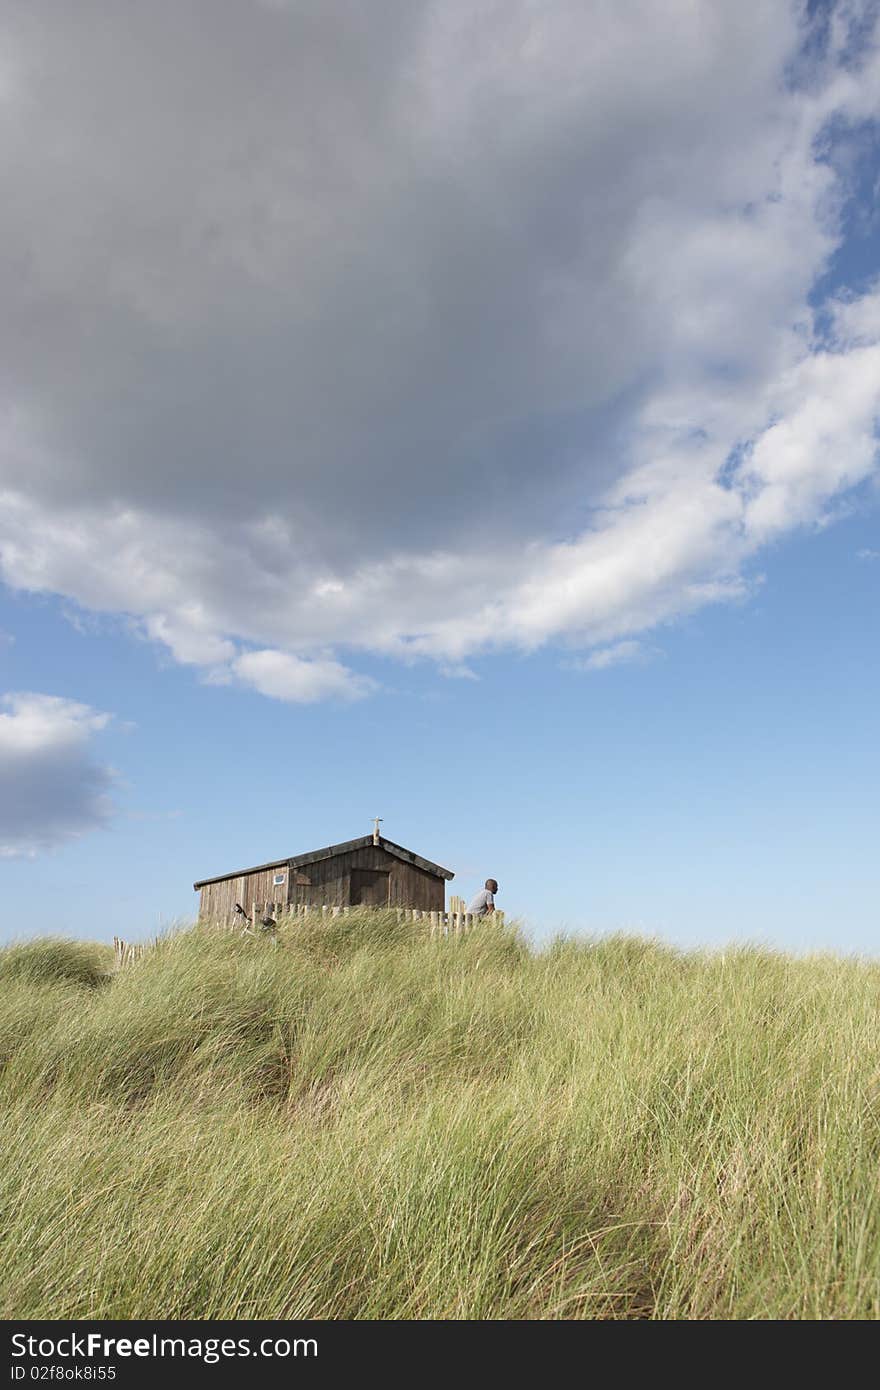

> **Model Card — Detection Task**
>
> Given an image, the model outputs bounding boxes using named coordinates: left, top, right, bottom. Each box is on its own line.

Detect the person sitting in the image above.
left=467, top=879, right=499, bottom=916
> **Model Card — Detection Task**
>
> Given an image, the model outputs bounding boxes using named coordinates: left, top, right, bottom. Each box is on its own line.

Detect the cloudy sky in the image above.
left=1, top=0, right=878, bottom=948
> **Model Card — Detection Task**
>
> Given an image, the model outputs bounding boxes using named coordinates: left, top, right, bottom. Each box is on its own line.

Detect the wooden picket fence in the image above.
left=112, top=935, right=151, bottom=967
left=243, top=901, right=504, bottom=938
left=112, top=901, right=502, bottom=967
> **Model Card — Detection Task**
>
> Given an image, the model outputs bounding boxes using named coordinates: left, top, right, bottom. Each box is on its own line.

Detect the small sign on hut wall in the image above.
left=273, top=871, right=287, bottom=886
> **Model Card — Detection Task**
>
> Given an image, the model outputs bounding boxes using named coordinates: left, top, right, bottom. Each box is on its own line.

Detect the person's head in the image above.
left=485, top=878, right=498, bottom=894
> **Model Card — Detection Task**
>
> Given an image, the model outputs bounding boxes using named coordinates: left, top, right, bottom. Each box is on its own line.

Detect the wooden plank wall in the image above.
left=289, top=845, right=444, bottom=911
left=198, top=865, right=289, bottom=922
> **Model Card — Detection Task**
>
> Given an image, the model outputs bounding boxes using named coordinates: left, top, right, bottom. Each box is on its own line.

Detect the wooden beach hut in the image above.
left=194, top=826, right=454, bottom=923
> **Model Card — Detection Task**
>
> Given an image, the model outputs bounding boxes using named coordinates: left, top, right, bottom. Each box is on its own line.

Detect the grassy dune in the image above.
left=1, top=915, right=879, bottom=1319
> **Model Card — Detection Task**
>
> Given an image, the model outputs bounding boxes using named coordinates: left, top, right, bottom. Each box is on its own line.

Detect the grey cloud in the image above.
left=0, top=2, right=878, bottom=684
left=0, top=694, right=115, bottom=856
left=0, top=2, right=796, bottom=544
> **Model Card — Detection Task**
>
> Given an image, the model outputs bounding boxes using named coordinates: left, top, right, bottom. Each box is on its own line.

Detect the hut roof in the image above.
left=193, top=835, right=455, bottom=890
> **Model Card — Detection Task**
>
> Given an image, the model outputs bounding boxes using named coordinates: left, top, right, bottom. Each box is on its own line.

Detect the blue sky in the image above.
left=2, top=503, right=877, bottom=951
left=0, top=1, right=878, bottom=952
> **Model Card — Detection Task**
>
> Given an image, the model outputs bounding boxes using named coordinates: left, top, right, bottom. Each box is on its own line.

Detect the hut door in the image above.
left=349, top=869, right=390, bottom=906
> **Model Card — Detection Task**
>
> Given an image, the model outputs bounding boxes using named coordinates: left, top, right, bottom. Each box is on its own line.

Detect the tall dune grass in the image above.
left=1, top=915, right=879, bottom=1319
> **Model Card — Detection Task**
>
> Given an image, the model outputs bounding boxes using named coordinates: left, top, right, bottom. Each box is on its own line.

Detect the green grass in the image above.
left=1, top=915, right=879, bottom=1319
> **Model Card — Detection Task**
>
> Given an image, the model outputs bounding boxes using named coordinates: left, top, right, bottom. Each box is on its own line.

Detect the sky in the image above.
left=0, top=0, right=878, bottom=952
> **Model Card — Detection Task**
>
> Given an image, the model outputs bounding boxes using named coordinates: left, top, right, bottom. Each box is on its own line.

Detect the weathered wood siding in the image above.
left=198, top=845, right=444, bottom=922
left=288, top=845, right=444, bottom=912
left=198, top=864, right=289, bottom=922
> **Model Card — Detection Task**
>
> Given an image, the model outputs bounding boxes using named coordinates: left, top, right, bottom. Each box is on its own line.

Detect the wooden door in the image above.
left=349, top=869, right=390, bottom=906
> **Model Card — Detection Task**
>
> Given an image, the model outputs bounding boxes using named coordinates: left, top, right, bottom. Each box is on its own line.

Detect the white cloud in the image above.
left=741, top=337, right=880, bottom=543
left=232, top=649, right=375, bottom=703
left=144, top=611, right=236, bottom=668
left=0, top=693, right=116, bottom=856
left=832, top=283, right=880, bottom=349
left=857, top=547, right=880, bottom=560
left=0, top=2, right=877, bottom=695
left=576, top=641, right=661, bottom=672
